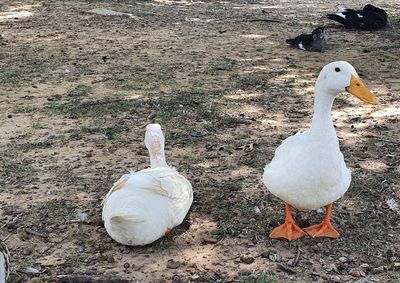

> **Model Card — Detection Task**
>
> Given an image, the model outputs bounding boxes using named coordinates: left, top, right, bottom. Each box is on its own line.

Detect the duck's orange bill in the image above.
left=346, top=75, right=378, bottom=104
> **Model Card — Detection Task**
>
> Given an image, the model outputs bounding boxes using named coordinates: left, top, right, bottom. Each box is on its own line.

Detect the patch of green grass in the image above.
left=108, top=64, right=177, bottom=91
left=0, top=147, right=36, bottom=189
left=45, top=96, right=140, bottom=118
left=31, top=120, right=46, bottom=129
left=152, top=88, right=221, bottom=128
left=69, top=124, right=129, bottom=140
left=13, top=105, right=38, bottom=114
left=0, top=50, right=62, bottom=87
left=206, top=57, right=236, bottom=74
left=9, top=140, right=54, bottom=152
left=235, top=73, right=268, bottom=90
left=66, top=84, right=92, bottom=97
left=63, top=253, right=88, bottom=268
left=30, top=200, right=77, bottom=226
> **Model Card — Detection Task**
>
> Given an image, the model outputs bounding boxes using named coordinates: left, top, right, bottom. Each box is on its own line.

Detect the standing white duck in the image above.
left=263, top=61, right=378, bottom=241
left=102, top=124, right=193, bottom=246
left=0, top=241, right=10, bottom=283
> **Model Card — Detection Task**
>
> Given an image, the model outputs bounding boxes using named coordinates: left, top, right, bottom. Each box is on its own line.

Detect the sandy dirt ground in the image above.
left=0, top=0, right=399, bottom=282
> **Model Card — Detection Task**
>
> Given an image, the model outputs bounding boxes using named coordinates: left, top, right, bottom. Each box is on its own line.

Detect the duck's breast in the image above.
left=263, top=134, right=351, bottom=210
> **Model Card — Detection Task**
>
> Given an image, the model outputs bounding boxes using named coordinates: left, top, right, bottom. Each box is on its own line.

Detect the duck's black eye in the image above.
left=335, top=67, right=341, bottom=72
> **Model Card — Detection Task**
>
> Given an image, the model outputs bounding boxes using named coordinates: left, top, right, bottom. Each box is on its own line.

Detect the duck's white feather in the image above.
left=102, top=124, right=193, bottom=246
left=103, top=167, right=192, bottom=246
left=0, top=241, right=10, bottom=283
left=263, top=130, right=351, bottom=210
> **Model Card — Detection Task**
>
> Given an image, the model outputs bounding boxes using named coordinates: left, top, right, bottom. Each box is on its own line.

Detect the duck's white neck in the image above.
left=310, top=85, right=336, bottom=136
left=145, top=136, right=168, bottom=169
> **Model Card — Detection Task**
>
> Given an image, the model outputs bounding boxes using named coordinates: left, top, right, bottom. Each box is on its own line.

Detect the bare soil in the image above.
left=0, top=0, right=399, bottom=282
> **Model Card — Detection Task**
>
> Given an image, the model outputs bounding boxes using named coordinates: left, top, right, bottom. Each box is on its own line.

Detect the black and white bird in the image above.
left=327, top=4, right=387, bottom=30
left=286, top=27, right=326, bottom=52
left=0, top=241, right=9, bottom=283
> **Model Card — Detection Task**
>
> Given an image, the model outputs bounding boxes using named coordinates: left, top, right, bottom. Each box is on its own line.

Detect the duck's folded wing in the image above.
left=273, top=131, right=309, bottom=158
left=0, top=241, right=10, bottom=282
left=102, top=174, right=131, bottom=205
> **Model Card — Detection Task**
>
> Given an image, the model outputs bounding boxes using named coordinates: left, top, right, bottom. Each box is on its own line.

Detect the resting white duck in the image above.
left=263, top=61, right=378, bottom=241
left=0, top=241, right=10, bottom=283
left=102, top=123, right=193, bottom=246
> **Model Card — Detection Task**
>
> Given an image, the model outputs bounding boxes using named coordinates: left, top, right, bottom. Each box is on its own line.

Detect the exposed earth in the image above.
left=0, top=0, right=399, bottom=282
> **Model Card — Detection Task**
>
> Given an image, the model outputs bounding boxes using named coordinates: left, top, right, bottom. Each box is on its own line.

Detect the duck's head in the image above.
left=145, top=123, right=165, bottom=150
left=316, top=61, right=378, bottom=104
left=145, top=123, right=168, bottom=168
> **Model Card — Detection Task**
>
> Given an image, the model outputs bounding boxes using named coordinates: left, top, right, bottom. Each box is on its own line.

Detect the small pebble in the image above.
left=338, top=256, right=348, bottom=263
left=24, top=267, right=40, bottom=274
left=240, top=255, right=255, bottom=264
left=203, top=237, right=219, bottom=244
left=166, top=259, right=180, bottom=269
left=107, top=256, right=115, bottom=263
left=359, top=263, right=369, bottom=269
left=238, top=269, right=252, bottom=276
left=371, top=266, right=385, bottom=274
left=349, top=270, right=365, bottom=277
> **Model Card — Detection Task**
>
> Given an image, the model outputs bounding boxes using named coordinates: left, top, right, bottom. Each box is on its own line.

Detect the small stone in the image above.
left=238, top=269, right=252, bottom=276
left=189, top=274, right=200, bottom=280
left=167, top=259, right=180, bottom=269
left=261, top=250, right=282, bottom=262
left=203, top=237, right=219, bottom=244
left=240, top=255, right=255, bottom=264
left=24, top=267, right=40, bottom=274
left=330, top=275, right=341, bottom=282
left=338, top=256, right=348, bottom=263
left=371, top=266, right=385, bottom=274
left=253, top=206, right=261, bottom=214
left=123, top=263, right=130, bottom=269
left=349, top=270, right=365, bottom=277
left=359, top=263, right=369, bottom=269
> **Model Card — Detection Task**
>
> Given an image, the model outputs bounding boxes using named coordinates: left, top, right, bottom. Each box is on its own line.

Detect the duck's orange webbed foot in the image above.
left=270, top=203, right=306, bottom=241
left=304, top=204, right=340, bottom=238
left=270, top=221, right=306, bottom=241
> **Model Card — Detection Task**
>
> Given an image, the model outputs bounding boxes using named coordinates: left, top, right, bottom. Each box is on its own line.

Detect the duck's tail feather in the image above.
left=327, top=14, right=351, bottom=28
left=286, top=38, right=295, bottom=45
left=111, top=215, right=142, bottom=223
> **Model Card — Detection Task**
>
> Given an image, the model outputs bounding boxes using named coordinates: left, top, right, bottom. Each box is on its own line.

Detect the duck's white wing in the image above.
left=0, top=241, right=10, bottom=283
left=269, top=130, right=310, bottom=161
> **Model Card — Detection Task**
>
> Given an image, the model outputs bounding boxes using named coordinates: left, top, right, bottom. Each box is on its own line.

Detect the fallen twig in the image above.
left=291, top=247, right=302, bottom=267
left=25, top=228, right=48, bottom=238
left=277, top=263, right=296, bottom=274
